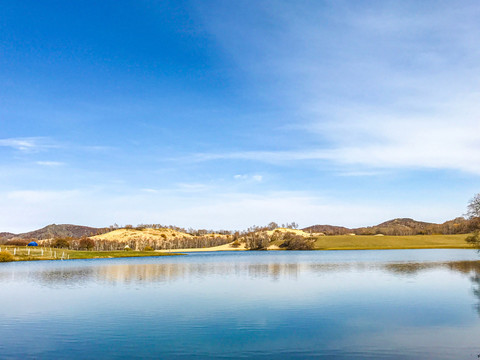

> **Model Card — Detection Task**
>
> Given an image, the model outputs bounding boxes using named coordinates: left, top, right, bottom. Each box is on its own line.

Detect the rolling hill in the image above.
left=0, top=224, right=102, bottom=243
left=303, top=217, right=479, bottom=236
left=1, top=216, right=478, bottom=246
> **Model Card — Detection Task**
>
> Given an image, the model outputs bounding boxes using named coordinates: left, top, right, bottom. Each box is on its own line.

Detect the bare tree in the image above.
left=467, top=193, right=480, bottom=219
left=267, top=222, right=278, bottom=230
left=244, top=231, right=269, bottom=250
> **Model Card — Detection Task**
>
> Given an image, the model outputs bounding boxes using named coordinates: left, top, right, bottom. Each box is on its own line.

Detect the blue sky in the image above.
left=1, top=0, right=480, bottom=232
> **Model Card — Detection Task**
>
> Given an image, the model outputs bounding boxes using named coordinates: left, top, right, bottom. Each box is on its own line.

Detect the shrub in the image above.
left=5, top=239, right=29, bottom=246
left=244, top=232, right=269, bottom=250
left=52, top=238, right=71, bottom=249
left=143, top=246, right=154, bottom=251
left=230, top=239, right=241, bottom=248
left=282, top=235, right=315, bottom=250
left=466, top=231, right=480, bottom=246
left=79, top=237, right=95, bottom=250
left=0, top=251, right=14, bottom=262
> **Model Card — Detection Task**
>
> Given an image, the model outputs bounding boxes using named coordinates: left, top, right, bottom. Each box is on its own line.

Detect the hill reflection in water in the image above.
left=9, top=257, right=480, bottom=286
left=17, top=257, right=480, bottom=316
left=2, top=250, right=480, bottom=359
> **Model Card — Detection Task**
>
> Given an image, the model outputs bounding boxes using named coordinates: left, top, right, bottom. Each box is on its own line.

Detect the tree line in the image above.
left=5, top=230, right=314, bottom=251
left=36, top=235, right=233, bottom=251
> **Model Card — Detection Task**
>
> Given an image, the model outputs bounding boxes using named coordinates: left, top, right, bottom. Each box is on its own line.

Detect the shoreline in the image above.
left=1, top=233, right=476, bottom=262
left=0, top=246, right=476, bottom=262
left=0, top=247, right=183, bottom=262
left=172, top=245, right=475, bottom=252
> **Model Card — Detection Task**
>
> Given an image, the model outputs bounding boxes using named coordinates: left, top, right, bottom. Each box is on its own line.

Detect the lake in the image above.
left=1, top=249, right=480, bottom=359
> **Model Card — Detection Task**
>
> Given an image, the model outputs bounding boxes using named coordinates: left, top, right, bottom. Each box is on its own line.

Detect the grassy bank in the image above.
left=0, top=246, right=182, bottom=262
left=0, top=234, right=475, bottom=262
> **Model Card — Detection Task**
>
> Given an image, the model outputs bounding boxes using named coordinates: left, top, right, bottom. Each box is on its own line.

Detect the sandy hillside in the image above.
left=168, top=242, right=248, bottom=252
left=266, top=228, right=321, bottom=237
left=92, top=228, right=230, bottom=242
left=92, top=228, right=194, bottom=242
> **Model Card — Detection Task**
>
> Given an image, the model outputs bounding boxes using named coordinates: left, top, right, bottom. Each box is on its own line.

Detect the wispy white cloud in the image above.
left=141, top=183, right=210, bottom=195
left=193, top=2, right=480, bottom=175
left=36, top=161, right=64, bottom=167
left=192, top=150, right=331, bottom=164
left=0, top=137, right=57, bottom=153
left=141, top=188, right=159, bottom=193
left=81, top=145, right=116, bottom=152
left=0, top=137, right=115, bottom=157
left=176, top=183, right=211, bottom=192
left=234, top=174, right=263, bottom=182
left=252, top=175, right=263, bottom=182
left=190, top=91, right=480, bottom=174
left=190, top=131, right=480, bottom=174
left=304, top=94, right=480, bottom=174
left=6, top=189, right=80, bottom=203
left=336, top=170, right=385, bottom=177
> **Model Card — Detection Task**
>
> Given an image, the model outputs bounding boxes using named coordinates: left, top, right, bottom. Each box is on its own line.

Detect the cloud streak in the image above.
left=36, top=161, right=64, bottom=167
left=0, top=137, right=57, bottom=153
left=234, top=174, right=263, bottom=182
left=193, top=1, right=480, bottom=175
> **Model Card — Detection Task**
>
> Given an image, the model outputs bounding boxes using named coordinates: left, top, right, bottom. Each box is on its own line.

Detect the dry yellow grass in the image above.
left=175, top=234, right=473, bottom=251
left=30, top=229, right=476, bottom=253
left=92, top=228, right=194, bottom=242
left=92, top=228, right=230, bottom=243
left=311, top=234, right=473, bottom=250
left=0, top=245, right=179, bottom=261
left=167, top=242, right=247, bottom=252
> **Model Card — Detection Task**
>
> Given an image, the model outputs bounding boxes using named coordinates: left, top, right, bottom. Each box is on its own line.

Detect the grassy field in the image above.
left=267, top=234, right=474, bottom=250
left=0, top=246, right=182, bottom=262
left=310, top=234, right=473, bottom=250
left=0, top=234, right=476, bottom=262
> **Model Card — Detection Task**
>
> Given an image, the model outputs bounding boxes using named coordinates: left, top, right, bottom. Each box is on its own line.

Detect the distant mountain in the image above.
left=1, top=217, right=478, bottom=245
left=355, top=218, right=435, bottom=236
left=0, top=232, right=15, bottom=242
left=303, top=217, right=479, bottom=236
left=376, top=218, right=432, bottom=228
left=0, top=224, right=102, bottom=243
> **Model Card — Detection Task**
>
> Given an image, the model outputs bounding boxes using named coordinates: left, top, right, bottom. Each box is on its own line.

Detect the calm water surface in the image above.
left=1, top=249, right=480, bottom=359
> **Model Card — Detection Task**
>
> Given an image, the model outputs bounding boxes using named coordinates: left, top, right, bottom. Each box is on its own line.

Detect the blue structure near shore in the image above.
left=27, top=241, right=38, bottom=247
